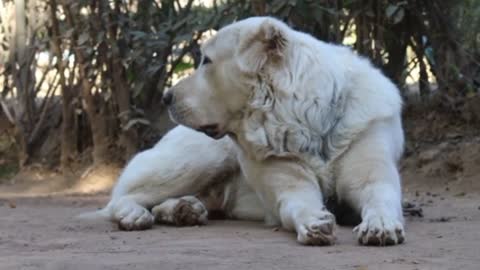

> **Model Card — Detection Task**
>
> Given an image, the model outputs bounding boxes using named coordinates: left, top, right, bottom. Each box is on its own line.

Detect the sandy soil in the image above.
left=0, top=188, right=479, bottom=270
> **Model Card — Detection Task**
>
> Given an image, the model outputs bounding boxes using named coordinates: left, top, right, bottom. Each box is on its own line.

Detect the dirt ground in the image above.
left=0, top=190, right=479, bottom=270
left=1, top=108, right=480, bottom=270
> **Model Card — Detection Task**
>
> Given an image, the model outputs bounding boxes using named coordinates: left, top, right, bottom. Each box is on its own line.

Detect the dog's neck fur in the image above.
left=227, top=72, right=365, bottom=195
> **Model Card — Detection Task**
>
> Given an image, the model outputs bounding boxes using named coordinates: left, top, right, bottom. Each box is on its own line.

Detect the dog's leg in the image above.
left=336, top=118, right=405, bottom=246
left=110, top=195, right=155, bottom=231
left=104, top=126, right=239, bottom=230
left=152, top=196, right=208, bottom=226
left=227, top=173, right=266, bottom=222
left=151, top=172, right=266, bottom=225
left=239, top=156, right=336, bottom=245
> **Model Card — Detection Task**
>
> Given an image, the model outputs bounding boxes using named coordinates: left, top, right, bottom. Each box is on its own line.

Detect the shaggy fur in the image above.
left=80, top=17, right=405, bottom=246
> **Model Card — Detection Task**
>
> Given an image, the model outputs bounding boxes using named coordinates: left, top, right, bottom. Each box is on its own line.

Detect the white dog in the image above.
left=82, top=17, right=405, bottom=246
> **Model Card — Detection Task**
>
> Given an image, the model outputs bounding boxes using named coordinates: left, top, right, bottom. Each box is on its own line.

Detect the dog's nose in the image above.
left=162, top=91, right=173, bottom=106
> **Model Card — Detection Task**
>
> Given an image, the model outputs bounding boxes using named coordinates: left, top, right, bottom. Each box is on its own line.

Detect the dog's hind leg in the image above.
left=91, top=126, right=239, bottom=230
left=151, top=171, right=266, bottom=226
left=152, top=195, right=209, bottom=226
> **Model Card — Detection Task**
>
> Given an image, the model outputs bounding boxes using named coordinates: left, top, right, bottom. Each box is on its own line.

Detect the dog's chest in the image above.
left=235, top=127, right=336, bottom=195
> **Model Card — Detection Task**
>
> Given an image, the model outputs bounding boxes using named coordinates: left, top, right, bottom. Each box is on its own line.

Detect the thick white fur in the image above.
left=82, top=17, right=405, bottom=246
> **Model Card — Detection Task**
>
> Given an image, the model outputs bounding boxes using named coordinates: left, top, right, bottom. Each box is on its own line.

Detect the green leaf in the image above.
left=64, top=29, right=74, bottom=38
left=393, top=8, right=405, bottom=24
left=173, top=61, right=194, bottom=73
left=146, top=64, right=163, bottom=76
left=130, top=31, right=147, bottom=41
left=173, top=32, right=193, bottom=43
left=425, top=47, right=436, bottom=66
left=133, top=80, right=145, bottom=98
left=78, top=32, right=90, bottom=45
left=271, top=0, right=288, bottom=13
left=171, top=17, right=190, bottom=32
left=385, top=4, right=404, bottom=24
left=386, top=4, right=397, bottom=18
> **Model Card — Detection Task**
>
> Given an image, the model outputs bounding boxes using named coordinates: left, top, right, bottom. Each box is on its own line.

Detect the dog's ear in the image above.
left=236, top=19, right=287, bottom=73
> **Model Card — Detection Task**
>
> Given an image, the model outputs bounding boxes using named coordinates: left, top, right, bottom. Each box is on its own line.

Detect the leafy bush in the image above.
left=0, top=0, right=478, bottom=170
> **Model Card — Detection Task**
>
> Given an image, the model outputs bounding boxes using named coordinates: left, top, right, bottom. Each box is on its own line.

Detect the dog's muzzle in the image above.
left=197, top=124, right=226, bottom=139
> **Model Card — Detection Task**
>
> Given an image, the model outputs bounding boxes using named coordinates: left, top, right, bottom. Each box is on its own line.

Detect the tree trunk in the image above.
left=49, top=0, right=77, bottom=170
left=112, top=60, right=138, bottom=160
left=354, top=3, right=370, bottom=58
left=383, top=11, right=409, bottom=89
left=108, top=0, right=138, bottom=160
left=64, top=3, right=111, bottom=165
left=11, top=0, right=36, bottom=166
left=412, top=35, right=431, bottom=99
left=422, top=1, right=468, bottom=96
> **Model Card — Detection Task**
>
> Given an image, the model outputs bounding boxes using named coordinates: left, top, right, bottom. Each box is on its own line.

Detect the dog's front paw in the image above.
left=152, top=196, right=208, bottom=226
left=296, top=210, right=336, bottom=245
left=115, top=203, right=154, bottom=231
left=354, top=213, right=405, bottom=246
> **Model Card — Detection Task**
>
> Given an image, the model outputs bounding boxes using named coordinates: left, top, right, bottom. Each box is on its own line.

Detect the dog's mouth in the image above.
left=168, top=108, right=226, bottom=139
left=196, top=124, right=226, bottom=139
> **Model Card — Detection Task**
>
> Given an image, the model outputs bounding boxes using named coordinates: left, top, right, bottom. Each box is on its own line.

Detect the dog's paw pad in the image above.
left=117, top=206, right=154, bottom=231
left=153, top=196, right=208, bottom=226
left=297, top=211, right=336, bottom=246
left=354, top=215, right=405, bottom=246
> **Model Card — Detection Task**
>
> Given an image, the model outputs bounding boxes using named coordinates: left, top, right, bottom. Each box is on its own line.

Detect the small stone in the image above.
left=418, top=147, right=443, bottom=165
left=7, top=200, right=16, bottom=208
left=430, top=216, right=453, bottom=222
left=402, top=201, right=415, bottom=208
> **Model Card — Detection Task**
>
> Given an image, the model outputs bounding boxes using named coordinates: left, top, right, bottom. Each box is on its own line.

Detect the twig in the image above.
left=0, top=98, right=14, bottom=124
left=28, top=80, right=59, bottom=144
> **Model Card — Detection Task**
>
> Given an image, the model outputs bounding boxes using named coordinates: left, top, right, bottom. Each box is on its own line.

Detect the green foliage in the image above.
left=0, top=162, right=18, bottom=181
left=1, top=0, right=478, bottom=168
left=0, top=134, right=18, bottom=180
left=231, top=0, right=479, bottom=94
left=455, top=0, right=480, bottom=53
left=174, top=60, right=195, bottom=73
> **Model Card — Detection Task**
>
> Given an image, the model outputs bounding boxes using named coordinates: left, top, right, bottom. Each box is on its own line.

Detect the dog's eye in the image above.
left=203, top=56, right=212, bottom=65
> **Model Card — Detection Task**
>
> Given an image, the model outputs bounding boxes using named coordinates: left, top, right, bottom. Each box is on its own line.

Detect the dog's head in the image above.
left=164, top=17, right=291, bottom=139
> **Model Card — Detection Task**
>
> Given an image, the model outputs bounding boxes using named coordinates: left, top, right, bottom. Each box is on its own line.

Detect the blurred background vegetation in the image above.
left=0, top=0, right=479, bottom=177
